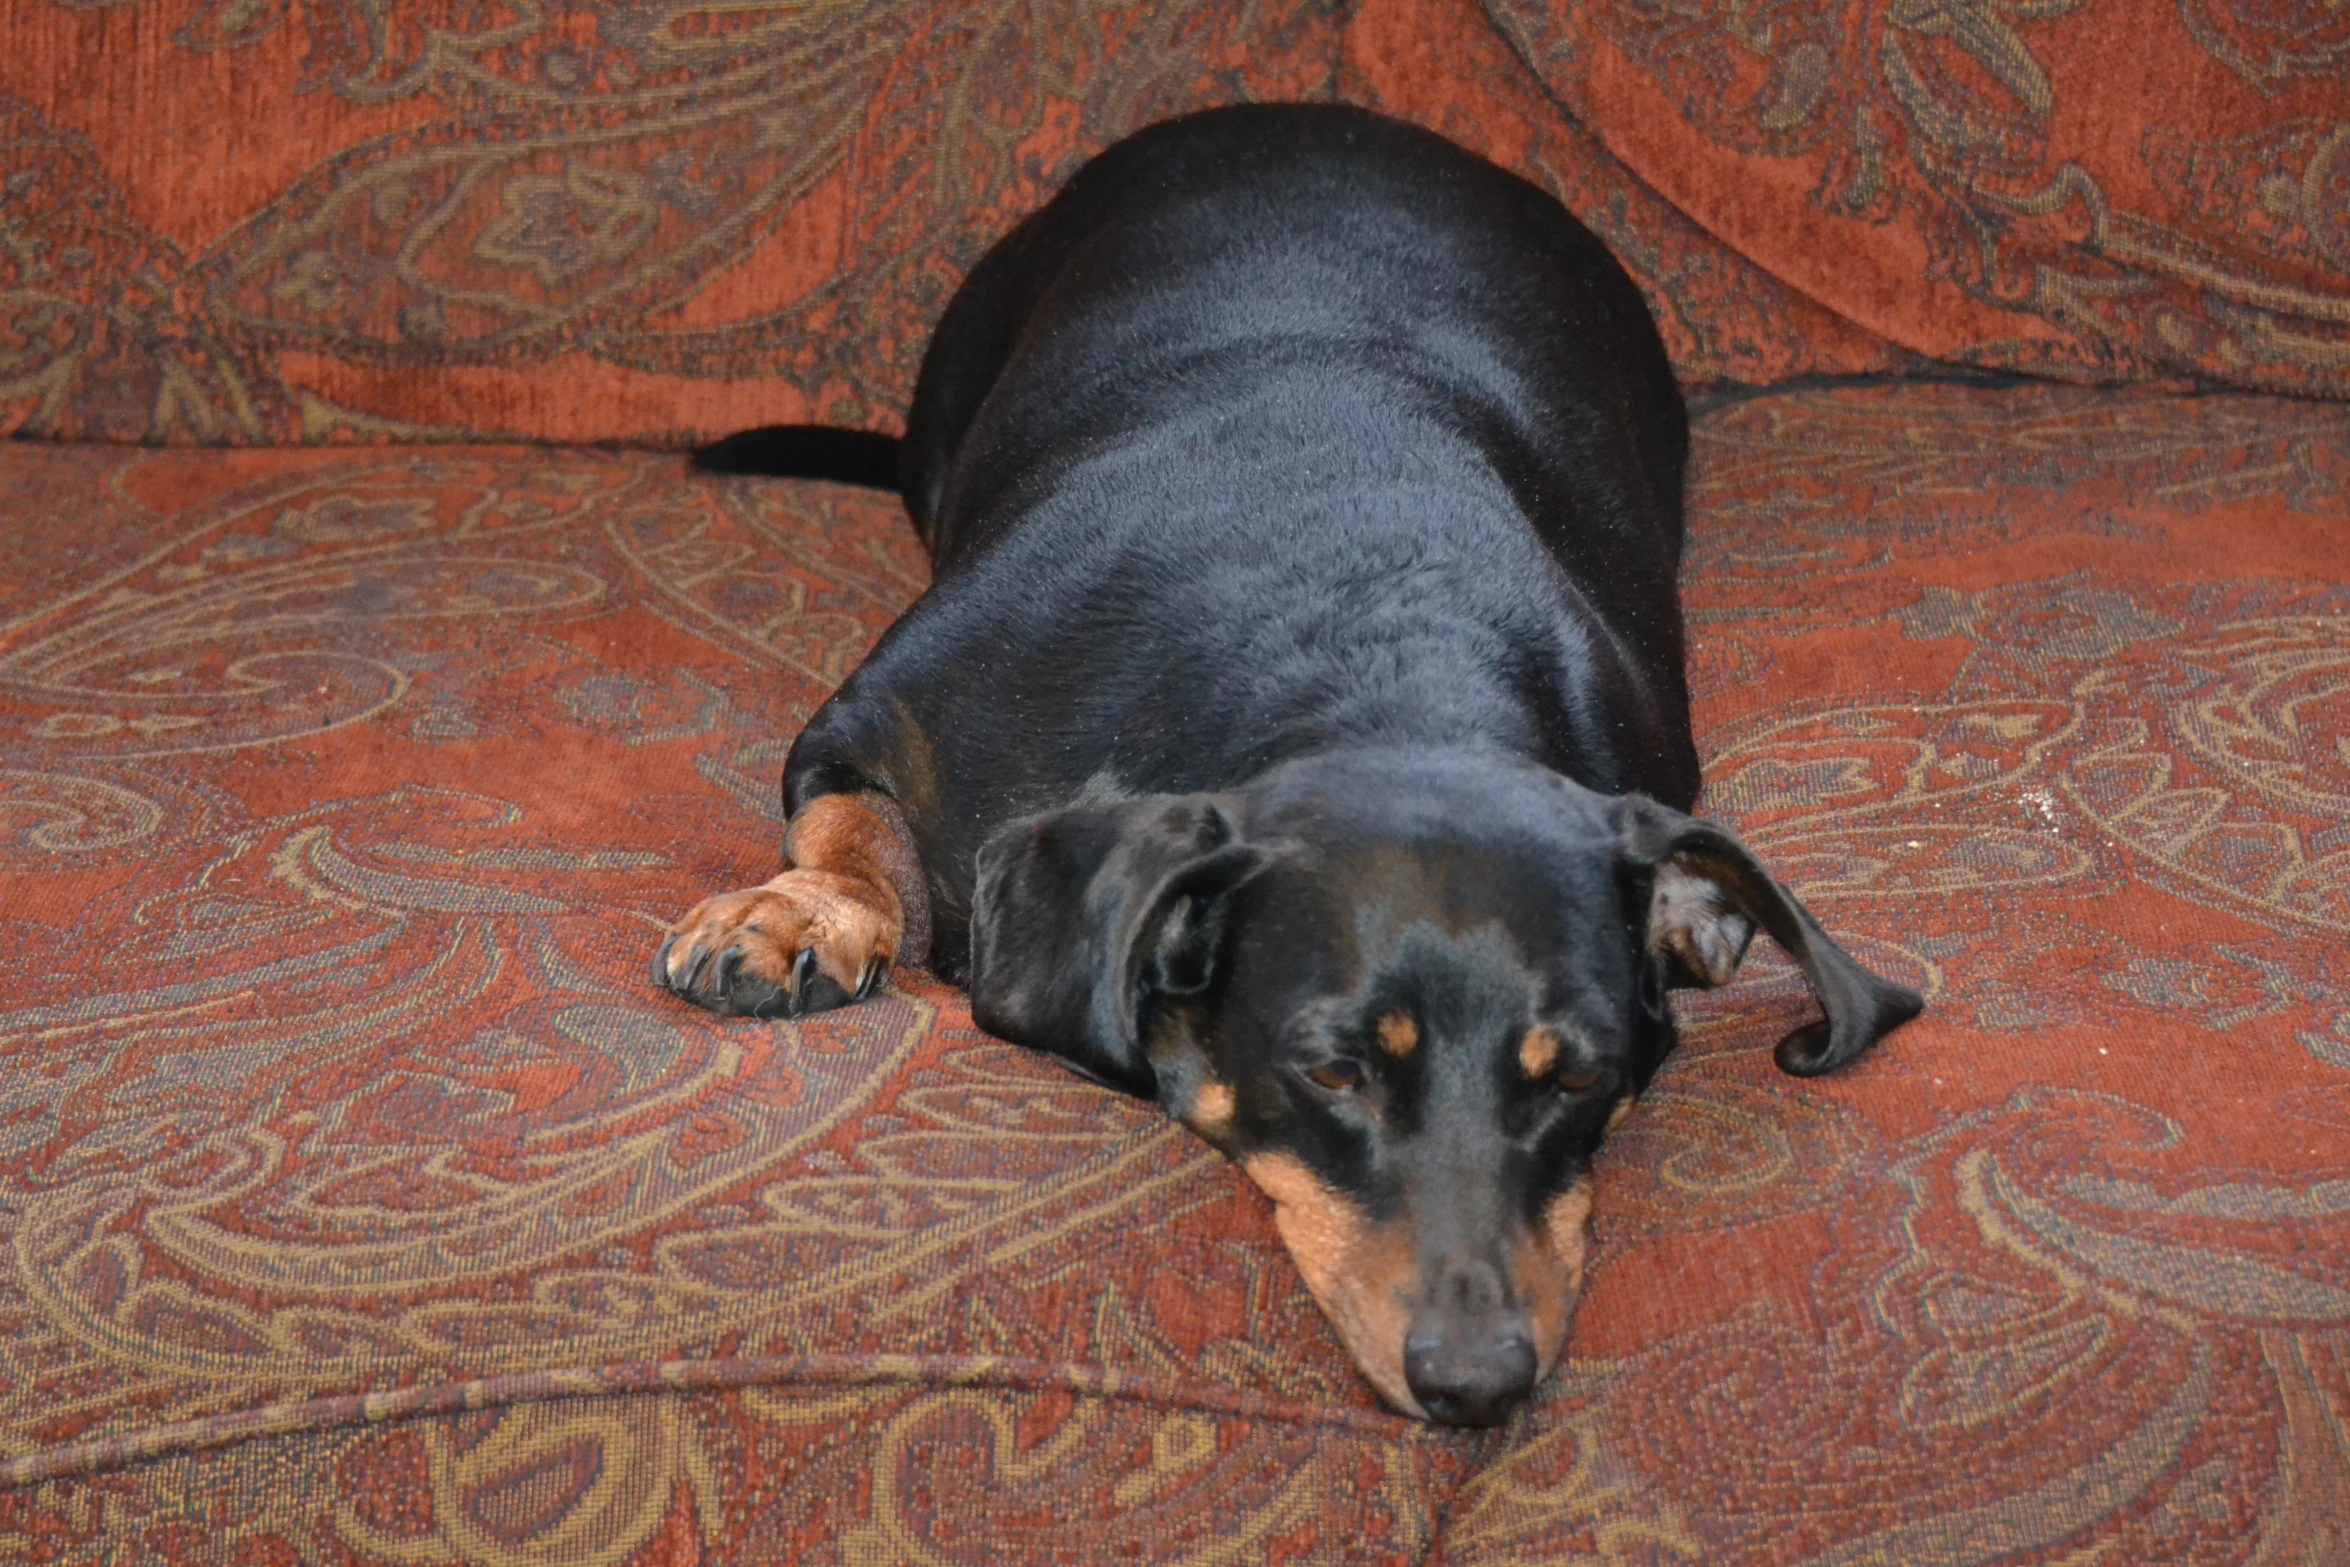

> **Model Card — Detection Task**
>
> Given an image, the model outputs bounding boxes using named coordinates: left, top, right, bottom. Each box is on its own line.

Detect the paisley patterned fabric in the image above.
left=0, top=0, right=1346, bottom=445
left=1477, top=0, right=2350, bottom=397
left=3, top=383, right=2346, bottom=1562
left=6, top=0, right=2342, bottom=451
left=1340, top=0, right=1929, bottom=388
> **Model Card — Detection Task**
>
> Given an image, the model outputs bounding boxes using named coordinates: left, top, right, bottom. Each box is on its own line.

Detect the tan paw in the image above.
left=653, top=869, right=899, bottom=1018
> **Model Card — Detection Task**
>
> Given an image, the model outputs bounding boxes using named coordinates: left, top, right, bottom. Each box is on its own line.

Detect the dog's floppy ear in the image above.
left=969, top=795, right=1268, bottom=1097
left=1616, top=795, right=1922, bottom=1077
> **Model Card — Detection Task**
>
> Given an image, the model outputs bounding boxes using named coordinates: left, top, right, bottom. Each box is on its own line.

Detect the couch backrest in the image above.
left=1440, top=0, right=2350, bottom=400
left=0, top=0, right=1346, bottom=446
left=2, top=0, right=2340, bottom=449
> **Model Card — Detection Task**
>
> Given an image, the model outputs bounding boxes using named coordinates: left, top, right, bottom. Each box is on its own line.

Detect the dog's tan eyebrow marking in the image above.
left=1375, top=1012, right=1418, bottom=1057
left=1519, top=1025, right=1562, bottom=1078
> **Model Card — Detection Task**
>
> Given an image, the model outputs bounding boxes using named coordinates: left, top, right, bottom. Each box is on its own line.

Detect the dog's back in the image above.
left=804, top=106, right=1700, bottom=911
left=909, top=106, right=1686, bottom=581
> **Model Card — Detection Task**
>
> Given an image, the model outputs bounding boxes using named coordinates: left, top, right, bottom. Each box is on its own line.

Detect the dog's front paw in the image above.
left=654, top=870, right=899, bottom=1018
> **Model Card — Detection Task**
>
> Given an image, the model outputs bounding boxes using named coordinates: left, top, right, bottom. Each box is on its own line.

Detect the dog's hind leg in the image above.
left=654, top=794, right=926, bottom=1019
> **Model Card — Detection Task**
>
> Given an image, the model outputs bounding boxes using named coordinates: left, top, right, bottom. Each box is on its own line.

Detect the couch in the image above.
left=2, top=2, right=2345, bottom=1562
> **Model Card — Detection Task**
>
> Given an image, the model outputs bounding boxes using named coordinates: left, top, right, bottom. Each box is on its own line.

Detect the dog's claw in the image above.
left=789, top=947, right=820, bottom=1013
left=656, top=873, right=899, bottom=1022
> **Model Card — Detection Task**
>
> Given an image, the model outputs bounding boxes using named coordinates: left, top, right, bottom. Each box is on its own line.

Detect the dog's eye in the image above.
left=1555, top=1068, right=1605, bottom=1096
left=1305, top=1060, right=1366, bottom=1093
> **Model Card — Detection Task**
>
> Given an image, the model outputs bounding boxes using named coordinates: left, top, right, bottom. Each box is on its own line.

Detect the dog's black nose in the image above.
left=1404, top=1321, right=1536, bottom=1427
left=1404, top=1263, right=1538, bottom=1427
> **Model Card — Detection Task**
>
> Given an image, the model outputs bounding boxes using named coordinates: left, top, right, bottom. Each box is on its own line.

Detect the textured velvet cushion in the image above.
left=5, top=383, right=2346, bottom=1562
left=1468, top=0, right=2350, bottom=397
left=0, top=0, right=1346, bottom=446
left=5, top=0, right=2340, bottom=450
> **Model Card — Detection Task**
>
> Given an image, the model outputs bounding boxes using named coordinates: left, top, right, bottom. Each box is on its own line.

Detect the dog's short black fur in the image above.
left=662, top=104, right=1921, bottom=1427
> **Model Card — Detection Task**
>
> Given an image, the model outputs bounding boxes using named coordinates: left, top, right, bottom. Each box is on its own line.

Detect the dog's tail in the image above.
left=690, top=425, right=902, bottom=493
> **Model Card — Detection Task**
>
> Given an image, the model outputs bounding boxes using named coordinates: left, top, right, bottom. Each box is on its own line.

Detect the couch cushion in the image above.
left=0, top=0, right=1343, bottom=446
left=20, top=0, right=2341, bottom=455
left=1340, top=0, right=1924, bottom=389
left=0, top=444, right=1471, bottom=1561
left=4, top=384, right=2348, bottom=1562
left=1447, top=383, right=2350, bottom=1563
left=1469, top=0, right=2350, bottom=398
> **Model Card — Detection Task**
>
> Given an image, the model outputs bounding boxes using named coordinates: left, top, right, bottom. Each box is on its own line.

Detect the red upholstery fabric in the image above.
left=6, top=0, right=2340, bottom=451
left=0, top=0, right=1345, bottom=445
left=1341, top=0, right=1924, bottom=387
left=5, top=384, right=2346, bottom=1561
left=1474, top=0, right=2350, bottom=395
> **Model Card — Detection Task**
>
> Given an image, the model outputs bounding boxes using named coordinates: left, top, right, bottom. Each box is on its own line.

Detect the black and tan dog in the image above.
left=655, top=104, right=1921, bottom=1428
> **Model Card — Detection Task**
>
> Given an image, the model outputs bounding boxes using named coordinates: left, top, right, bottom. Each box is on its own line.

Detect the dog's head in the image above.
left=968, top=749, right=1919, bottom=1427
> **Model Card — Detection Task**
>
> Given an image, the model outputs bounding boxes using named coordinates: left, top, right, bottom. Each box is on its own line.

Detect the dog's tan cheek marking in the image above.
left=1188, top=1080, right=1236, bottom=1133
left=1520, top=1026, right=1561, bottom=1079
left=1146, top=1014, right=1233, bottom=1138
left=1242, top=1152, right=1423, bottom=1418
left=1376, top=1012, right=1418, bottom=1058
left=1604, top=1096, right=1636, bottom=1136
left=1514, top=1180, right=1595, bottom=1377
left=1543, top=1183, right=1594, bottom=1287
